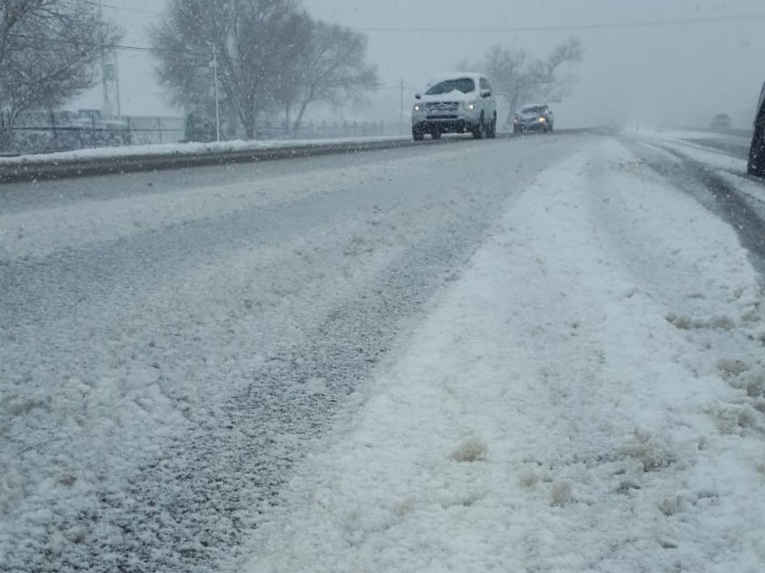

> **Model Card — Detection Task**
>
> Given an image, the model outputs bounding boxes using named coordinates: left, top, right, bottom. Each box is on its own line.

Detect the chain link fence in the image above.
left=255, top=120, right=386, bottom=141
left=0, top=111, right=388, bottom=156
left=0, top=111, right=185, bottom=155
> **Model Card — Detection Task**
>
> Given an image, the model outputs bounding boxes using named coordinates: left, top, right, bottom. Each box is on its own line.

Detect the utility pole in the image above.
left=96, top=1, right=119, bottom=119
left=114, top=54, right=122, bottom=118
left=98, top=1, right=110, bottom=119
left=213, top=45, right=221, bottom=142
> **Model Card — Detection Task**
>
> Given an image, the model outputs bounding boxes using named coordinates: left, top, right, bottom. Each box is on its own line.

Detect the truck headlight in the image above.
left=413, top=103, right=424, bottom=112
left=464, top=101, right=477, bottom=111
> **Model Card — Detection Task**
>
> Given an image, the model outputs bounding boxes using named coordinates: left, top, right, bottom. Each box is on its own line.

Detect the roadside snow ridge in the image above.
left=242, top=139, right=765, bottom=572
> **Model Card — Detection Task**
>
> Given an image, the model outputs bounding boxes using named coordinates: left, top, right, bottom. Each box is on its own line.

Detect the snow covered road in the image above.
left=2, top=132, right=765, bottom=572
left=241, top=136, right=765, bottom=572
left=1, top=135, right=579, bottom=572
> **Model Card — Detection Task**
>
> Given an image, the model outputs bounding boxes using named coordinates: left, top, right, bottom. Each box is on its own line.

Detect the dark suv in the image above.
left=710, top=114, right=732, bottom=130
left=748, top=82, right=765, bottom=177
left=512, top=104, right=554, bottom=133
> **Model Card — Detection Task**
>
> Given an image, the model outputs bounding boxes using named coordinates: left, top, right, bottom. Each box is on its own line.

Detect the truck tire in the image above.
left=472, top=114, right=485, bottom=139
left=487, top=115, right=497, bottom=139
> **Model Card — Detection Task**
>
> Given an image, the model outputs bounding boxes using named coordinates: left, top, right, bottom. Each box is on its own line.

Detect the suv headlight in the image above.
left=464, top=101, right=477, bottom=111
left=413, top=102, right=424, bottom=113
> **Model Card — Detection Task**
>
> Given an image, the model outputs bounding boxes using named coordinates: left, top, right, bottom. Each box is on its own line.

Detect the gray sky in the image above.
left=78, top=0, right=765, bottom=129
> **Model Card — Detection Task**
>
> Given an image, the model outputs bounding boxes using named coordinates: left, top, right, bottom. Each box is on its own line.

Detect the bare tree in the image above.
left=0, top=0, right=121, bottom=145
left=481, top=38, right=583, bottom=112
left=277, top=19, right=378, bottom=134
left=151, top=0, right=313, bottom=140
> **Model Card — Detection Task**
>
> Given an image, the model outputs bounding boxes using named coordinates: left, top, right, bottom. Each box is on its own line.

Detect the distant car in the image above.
left=710, top=114, right=732, bottom=130
left=748, top=82, right=765, bottom=177
left=411, top=72, right=497, bottom=141
left=512, top=104, right=554, bottom=133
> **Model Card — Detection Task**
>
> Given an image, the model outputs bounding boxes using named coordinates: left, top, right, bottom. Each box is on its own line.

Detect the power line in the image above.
left=13, top=11, right=765, bottom=54
left=80, top=0, right=164, bottom=16
left=78, top=2, right=765, bottom=32
left=8, top=32, right=184, bottom=54
left=379, top=84, right=416, bottom=91
left=356, top=12, right=765, bottom=34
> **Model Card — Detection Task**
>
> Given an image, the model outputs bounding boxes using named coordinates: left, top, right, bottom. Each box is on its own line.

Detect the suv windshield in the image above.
left=521, top=106, right=547, bottom=114
left=425, top=78, right=475, bottom=95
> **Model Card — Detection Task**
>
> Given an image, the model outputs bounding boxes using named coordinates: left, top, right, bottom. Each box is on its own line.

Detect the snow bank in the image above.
left=0, top=135, right=406, bottom=165
left=241, top=140, right=765, bottom=572
left=717, top=171, right=765, bottom=206
left=627, top=127, right=751, bottom=173
left=628, top=126, right=738, bottom=141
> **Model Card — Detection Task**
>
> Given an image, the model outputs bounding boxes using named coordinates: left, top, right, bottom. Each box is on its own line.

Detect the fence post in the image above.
left=51, top=111, right=59, bottom=149
left=157, top=117, right=163, bottom=144
left=91, top=115, right=97, bottom=147
left=0, top=112, right=6, bottom=151
left=125, top=117, right=133, bottom=146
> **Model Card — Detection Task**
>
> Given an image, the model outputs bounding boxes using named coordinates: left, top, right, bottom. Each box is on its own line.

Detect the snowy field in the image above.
left=2, top=132, right=764, bottom=572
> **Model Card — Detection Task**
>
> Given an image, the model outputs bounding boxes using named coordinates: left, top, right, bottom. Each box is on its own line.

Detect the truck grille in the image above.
left=426, top=102, right=459, bottom=116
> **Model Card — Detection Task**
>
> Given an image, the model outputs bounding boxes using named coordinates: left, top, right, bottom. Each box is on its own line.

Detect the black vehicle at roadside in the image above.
left=748, top=82, right=765, bottom=177
left=710, top=113, right=732, bottom=130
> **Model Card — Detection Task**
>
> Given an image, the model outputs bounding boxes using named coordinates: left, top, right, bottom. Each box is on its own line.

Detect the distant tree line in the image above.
left=462, top=39, right=584, bottom=112
left=150, top=0, right=379, bottom=140
left=0, top=0, right=378, bottom=148
left=2, top=0, right=576, bottom=148
left=0, top=0, right=121, bottom=147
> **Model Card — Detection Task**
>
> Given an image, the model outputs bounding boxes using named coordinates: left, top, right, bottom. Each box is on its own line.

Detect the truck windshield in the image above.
left=425, top=78, right=475, bottom=95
